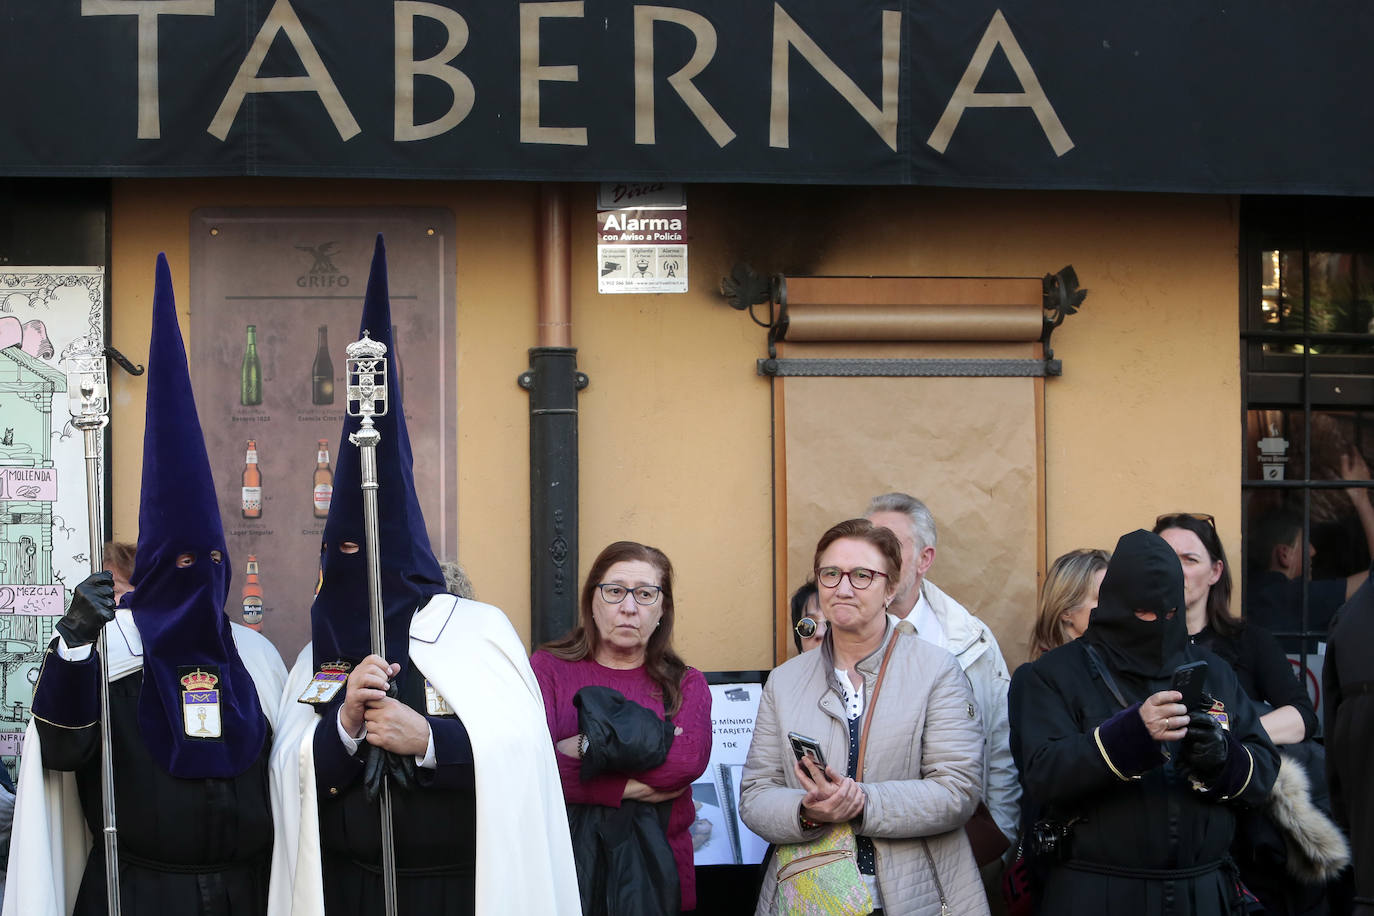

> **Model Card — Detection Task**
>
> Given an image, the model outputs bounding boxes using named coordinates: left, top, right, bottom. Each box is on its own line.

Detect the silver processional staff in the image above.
left=63, top=340, right=120, bottom=916
left=345, top=331, right=398, bottom=916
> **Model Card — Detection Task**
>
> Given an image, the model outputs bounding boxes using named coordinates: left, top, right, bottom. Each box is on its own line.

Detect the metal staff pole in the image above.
left=345, top=331, right=397, bottom=916
left=62, top=342, right=120, bottom=916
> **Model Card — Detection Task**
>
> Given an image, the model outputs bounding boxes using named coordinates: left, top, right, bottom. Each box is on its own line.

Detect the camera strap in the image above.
left=1082, top=644, right=1130, bottom=711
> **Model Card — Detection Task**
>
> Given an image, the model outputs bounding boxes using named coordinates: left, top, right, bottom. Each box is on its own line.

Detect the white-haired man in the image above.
left=866, top=492, right=1019, bottom=867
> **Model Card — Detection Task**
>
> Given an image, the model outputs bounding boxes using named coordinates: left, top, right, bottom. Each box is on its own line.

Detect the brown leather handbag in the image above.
left=965, top=800, right=1010, bottom=867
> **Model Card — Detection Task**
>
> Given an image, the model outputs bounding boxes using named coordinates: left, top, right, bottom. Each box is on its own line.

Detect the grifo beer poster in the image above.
left=190, top=210, right=456, bottom=659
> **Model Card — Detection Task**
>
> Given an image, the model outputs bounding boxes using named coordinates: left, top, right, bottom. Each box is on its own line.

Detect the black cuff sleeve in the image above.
left=1093, top=703, right=1162, bottom=779
left=1203, top=730, right=1255, bottom=800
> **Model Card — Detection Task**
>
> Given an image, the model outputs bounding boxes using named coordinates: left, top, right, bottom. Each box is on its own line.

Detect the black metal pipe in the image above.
left=520, top=347, right=587, bottom=647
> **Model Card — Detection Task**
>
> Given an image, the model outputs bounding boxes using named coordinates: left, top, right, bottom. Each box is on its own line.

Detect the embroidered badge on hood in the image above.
left=298, top=660, right=352, bottom=706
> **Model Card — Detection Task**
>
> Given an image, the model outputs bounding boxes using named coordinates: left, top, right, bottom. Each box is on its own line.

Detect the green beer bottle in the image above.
left=241, top=324, right=262, bottom=406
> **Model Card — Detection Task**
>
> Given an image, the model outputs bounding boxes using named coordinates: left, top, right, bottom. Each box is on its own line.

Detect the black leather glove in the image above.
left=1176, top=710, right=1228, bottom=785
left=361, top=744, right=418, bottom=802
left=55, top=571, right=116, bottom=648
left=360, top=680, right=418, bottom=802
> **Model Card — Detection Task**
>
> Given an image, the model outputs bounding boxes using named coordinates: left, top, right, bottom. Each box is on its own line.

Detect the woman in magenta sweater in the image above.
left=531, top=541, right=712, bottom=913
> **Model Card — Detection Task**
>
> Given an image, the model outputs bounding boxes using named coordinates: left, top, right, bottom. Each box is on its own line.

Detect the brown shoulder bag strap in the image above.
left=854, top=630, right=901, bottom=780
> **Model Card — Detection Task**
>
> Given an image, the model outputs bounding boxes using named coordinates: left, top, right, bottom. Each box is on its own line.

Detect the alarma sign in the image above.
left=597, top=184, right=688, bottom=295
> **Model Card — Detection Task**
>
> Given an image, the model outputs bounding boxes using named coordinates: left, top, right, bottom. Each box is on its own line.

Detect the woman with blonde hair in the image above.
left=1029, top=548, right=1110, bottom=659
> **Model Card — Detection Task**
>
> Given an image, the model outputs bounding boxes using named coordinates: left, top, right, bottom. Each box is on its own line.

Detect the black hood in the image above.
left=1083, top=529, right=1190, bottom=687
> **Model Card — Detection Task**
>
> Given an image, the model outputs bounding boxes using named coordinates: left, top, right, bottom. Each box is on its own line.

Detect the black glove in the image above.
left=361, top=744, right=418, bottom=802
left=360, top=680, right=418, bottom=802
left=56, top=571, right=116, bottom=648
left=1176, top=710, right=1228, bottom=785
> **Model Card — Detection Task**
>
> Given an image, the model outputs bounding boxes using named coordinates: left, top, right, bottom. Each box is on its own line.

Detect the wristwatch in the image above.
left=577, top=733, right=590, bottom=759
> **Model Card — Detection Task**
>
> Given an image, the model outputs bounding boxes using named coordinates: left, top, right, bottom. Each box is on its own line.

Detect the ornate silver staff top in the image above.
left=62, top=339, right=111, bottom=432
left=346, top=330, right=388, bottom=439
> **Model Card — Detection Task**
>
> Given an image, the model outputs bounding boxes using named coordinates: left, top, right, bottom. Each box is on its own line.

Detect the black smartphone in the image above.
left=1170, top=660, right=1209, bottom=711
left=787, top=731, right=827, bottom=769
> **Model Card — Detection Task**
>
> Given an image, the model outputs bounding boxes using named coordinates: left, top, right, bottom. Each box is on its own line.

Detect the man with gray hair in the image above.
left=866, top=492, right=1019, bottom=868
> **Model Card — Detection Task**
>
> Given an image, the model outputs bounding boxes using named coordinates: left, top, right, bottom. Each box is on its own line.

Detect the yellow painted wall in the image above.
left=780, top=188, right=1243, bottom=586
left=109, top=182, right=1238, bottom=670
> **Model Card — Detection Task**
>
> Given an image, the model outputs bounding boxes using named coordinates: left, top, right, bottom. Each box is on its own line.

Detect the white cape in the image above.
left=2, top=612, right=287, bottom=916
left=267, top=595, right=580, bottom=916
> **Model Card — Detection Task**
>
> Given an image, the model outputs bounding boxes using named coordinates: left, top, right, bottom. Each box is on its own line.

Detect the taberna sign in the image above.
left=3, top=1, right=1369, bottom=194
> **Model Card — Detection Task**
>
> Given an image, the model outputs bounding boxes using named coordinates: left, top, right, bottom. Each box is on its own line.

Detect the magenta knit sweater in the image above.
left=530, top=651, right=712, bottom=911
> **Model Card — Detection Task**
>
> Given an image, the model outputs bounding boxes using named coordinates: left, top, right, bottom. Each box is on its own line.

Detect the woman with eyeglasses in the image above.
left=1152, top=513, right=1343, bottom=916
left=531, top=541, right=712, bottom=914
left=741, top=519, right=988, bottom=916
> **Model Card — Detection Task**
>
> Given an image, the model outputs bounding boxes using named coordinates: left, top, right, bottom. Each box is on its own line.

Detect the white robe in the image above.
left=267, top=594, right=580, bottom=916
left=2, top=611, right=287, bottom=916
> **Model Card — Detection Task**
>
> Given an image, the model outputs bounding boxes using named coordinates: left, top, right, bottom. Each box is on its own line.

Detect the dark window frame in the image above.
left=1241, top=197, right=1374, bottom=712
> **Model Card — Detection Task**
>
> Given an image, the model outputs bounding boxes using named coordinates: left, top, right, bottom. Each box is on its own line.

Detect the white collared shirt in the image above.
left=901, top=590, right=948, bottom=651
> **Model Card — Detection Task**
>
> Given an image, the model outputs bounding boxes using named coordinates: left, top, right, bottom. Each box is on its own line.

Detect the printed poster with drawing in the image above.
left=0, top=267, right=105, bottom=780
left=692, top=678, right=770, bottom=866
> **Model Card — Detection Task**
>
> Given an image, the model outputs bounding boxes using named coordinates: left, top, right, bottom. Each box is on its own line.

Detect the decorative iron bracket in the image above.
left=1040, top=265, right=1087, bottom=362
left=104, top=345, right=144, bottom=376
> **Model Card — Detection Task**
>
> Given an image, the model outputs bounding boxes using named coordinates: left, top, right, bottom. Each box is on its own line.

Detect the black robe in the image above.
left=313, top=660, right=476, bottom=915
left=1194, top=623, right=1329, bottom=916
left=1324, top=575, right=1374, bottom=915
left=36, top=667, right=273, bottom=916
left=1010, top=640, right=1279, bottom=916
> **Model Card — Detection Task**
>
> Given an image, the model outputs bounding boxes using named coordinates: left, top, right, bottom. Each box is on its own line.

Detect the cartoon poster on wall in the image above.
left=0, top=267, right=105, bottom=779
left=189, top=209, right=457, bottom=662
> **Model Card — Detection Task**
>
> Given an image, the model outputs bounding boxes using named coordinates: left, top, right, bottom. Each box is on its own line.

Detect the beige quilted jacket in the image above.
left=740, top=625, right=990, bottom=916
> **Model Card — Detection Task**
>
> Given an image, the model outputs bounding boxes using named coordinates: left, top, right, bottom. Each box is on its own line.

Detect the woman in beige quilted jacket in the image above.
left=741, top=518, right=990, bottom=916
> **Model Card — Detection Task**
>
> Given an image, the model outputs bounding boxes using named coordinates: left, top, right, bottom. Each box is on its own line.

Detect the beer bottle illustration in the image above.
left=241, top=324, right=262, bottom=406
left=242, top=555, right=264, bottom=629
left=242, top=439, right=262, bottom=518
left=312, top=439, right=333, bottom=518
left=311, top=325, right=334, bottom=405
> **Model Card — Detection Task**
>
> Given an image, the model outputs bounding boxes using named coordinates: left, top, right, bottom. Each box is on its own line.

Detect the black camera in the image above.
left=1029, top=819, right=1074, bottom=862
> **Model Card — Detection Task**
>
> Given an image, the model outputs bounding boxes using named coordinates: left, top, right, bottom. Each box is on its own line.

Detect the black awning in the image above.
left=4, top=1, right=1371, bottom=194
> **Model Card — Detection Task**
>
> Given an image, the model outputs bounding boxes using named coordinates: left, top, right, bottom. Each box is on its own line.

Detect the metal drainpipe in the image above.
left=519, top=184, right=587, bottom=648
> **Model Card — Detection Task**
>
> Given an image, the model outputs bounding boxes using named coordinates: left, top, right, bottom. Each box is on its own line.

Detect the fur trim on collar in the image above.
left=1268, top=752, right=1351, bottom=883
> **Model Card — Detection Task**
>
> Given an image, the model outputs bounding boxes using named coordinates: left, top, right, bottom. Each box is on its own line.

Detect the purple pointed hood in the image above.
left=129, top=254, right=266, bottom=778
left=310, top=235, right=445, bottom=674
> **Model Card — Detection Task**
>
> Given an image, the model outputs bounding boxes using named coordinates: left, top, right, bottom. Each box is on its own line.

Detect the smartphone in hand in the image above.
left=1170, top=660, right=1209, bottom=711
left=787, top=732, right=827, bottom=770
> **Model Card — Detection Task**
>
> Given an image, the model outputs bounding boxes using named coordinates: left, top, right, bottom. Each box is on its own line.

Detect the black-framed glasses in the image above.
left=815, top=566, right=888, bottom=590
left=595, top=583, right=663, bottom=606
left=794, top=615, right=827, bottom=640
left=1155, top=512, right=1216, bottom=530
